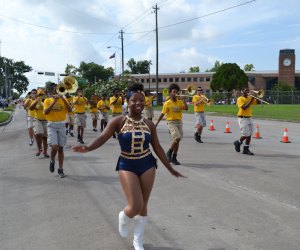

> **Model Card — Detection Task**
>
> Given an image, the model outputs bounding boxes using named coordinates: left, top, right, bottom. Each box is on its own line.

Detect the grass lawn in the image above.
left=155, top=104, right=300, bottom=122
left=0, top=112, right=10, bottom=123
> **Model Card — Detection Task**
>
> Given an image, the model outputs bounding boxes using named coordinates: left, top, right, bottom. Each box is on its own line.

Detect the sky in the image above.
left=0, top=0, right=300, bottom=94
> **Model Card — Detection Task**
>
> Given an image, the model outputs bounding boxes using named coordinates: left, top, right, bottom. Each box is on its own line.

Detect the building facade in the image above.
left=129, top=49, right=299, bottom=93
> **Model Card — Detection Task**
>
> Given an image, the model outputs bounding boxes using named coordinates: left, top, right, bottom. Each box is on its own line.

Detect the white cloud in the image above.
left=0, top=0, right=300, bottom=94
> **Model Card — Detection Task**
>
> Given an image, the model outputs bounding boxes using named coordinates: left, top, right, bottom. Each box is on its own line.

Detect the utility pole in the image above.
left=119, top=29, right=124, bottom=77
left=152, top=4, right=160, bottom=105
left=4, top=61, right=8, bottom=99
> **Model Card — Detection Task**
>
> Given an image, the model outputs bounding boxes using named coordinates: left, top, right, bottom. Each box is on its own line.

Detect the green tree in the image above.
left=127, top=58, right=152, bottom=74
left=0, top=57, right=32, bottom=96
left=189, top=66, right=200, bottom=72
left=210, top=63, right=248, bottom=91
left=65, top=64, right=77, bottom=75
left=77, top=62, right=114, bottom=84
left=244, top=64, right=255, bottom=71
left=206, top=60, right=223, bottom=72
left=94, top=78, right=134, bottom=97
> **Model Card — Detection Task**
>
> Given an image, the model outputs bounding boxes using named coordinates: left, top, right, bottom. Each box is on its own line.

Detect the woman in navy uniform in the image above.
left=72, top=83, right=185, bottom=250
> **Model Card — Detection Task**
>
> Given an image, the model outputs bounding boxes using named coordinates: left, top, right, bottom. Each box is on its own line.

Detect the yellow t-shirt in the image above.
left=192, top=94, right=205, bottom=112
left=33, top=99, right=46, bottom=120
left=43, top=98, right=68, bottom=122
left=110, top=96, right=123, bottom=114
left=88, top=103, right=98, bottom=113
left=237, top=96, right=257, bottom=117
left=145, top=96, right=154, bottom=109
left=97, top=100, right=110, bottom=113
left=25, top=99, right=35, bottom=118
left=161, top=99, right=185, bottom=121
left=73, top=97, right=87, bottom=113
left=66, top=96, right=75, bottom=115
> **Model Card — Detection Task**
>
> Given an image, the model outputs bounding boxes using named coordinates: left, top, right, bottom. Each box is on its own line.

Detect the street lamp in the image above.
left=107, top=46, right=124, bottom=76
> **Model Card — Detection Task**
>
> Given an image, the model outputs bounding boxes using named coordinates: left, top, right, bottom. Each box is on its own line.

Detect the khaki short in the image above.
left=238, top=117, right=253, bottom=137
left=47, top=122, right=67, bottom=147
left=27, top=116, right=34, bottom=129
left=100, top=112, right=109, bottom=122
left=33, top=119, right=48, bottom=136
left=144, top=108, right=154, bottom=119
left=167, top=120, right=183, bottom=140
left=90, top=112, right=99, bottom=120
left=65, top=113, right=75, bottom=124
left=75, top=113, right=87, bottom=128
left=195, top=112, right=206, bottom=127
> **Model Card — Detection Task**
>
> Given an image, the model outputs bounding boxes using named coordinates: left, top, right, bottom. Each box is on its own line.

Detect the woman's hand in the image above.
left=72, top=145, right=89, bottom=153
left=170, top=168, right=186, bottom=178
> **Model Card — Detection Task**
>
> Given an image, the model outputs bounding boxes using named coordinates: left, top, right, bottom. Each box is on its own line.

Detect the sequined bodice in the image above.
left=118, top=116, right=151, bottom=159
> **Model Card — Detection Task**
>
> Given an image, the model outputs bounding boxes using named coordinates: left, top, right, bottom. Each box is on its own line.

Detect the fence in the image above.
left=205, top=91, right=300, bottom=105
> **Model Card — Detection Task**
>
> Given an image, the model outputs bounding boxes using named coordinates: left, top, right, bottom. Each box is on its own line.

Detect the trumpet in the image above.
left=249, top=89, right=270, bottom=104
left=199, top=95, right=214, bottom=106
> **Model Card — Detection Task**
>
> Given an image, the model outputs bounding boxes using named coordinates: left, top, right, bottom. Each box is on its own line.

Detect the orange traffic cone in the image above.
left=253, top=124, right=262, bottom=139
left=280, top=128, right=291, bottom=143
left=224, top=122, right=232, bottom=133
left=209, top=120, right=216, bottom=131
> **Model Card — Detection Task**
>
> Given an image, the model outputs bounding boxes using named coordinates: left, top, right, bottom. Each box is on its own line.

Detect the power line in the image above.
left=159, top=0, right=256, bottom=30
left=0, top=14, right=115, bottom=35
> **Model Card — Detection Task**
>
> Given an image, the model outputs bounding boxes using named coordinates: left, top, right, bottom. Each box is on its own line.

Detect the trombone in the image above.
left=249, top=89, right=270, bottom=104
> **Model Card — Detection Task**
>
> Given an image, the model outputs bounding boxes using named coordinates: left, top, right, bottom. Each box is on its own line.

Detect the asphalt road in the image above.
left=0, top=106, right=299, bottom=250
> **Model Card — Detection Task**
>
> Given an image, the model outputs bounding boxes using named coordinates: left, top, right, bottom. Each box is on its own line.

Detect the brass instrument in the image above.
left=249, top=89, right=270, bottom=104
left=182, top=84, right=197, bottom=96
left=56, top=76, right=78, bottom=95
left=199, top=95, right=214, bottom=106
left=63, top=76, right=78, bottom=94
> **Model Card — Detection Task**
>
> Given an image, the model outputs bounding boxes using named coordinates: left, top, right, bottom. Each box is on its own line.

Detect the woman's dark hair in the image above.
left=168, top=83, right=180, bottom=93
left=126, top=83, right=144, bottom=101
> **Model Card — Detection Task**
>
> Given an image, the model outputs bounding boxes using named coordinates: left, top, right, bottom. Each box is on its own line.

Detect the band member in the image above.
left=192, top=87, right=207, bottom=143
left=24, top=89, right=37, bottom=146
left=29, top=88, right=49, bottom=157
left=65, top=92, right=75, bottom=137
left=155, top=83, right=188, bottom=165
left=234, top=87, right=260, bottom=155
left=73, top=88, right=88, bottom=144
left=89, top=94, right=99, bottom=132
left=110, top=88, right=124, bottom=138
left=144, top=90, right=155, bottom=121
left=44, top=84, right=72, bottom=178
left=72, top=83, right=185, bottom=250
left=97, top=94, right=110, bottom=132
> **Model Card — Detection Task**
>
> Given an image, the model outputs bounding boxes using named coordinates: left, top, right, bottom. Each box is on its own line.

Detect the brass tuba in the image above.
left=56, top=76, right=78, bottom=95
left=186, top=84, right=197, bottom=95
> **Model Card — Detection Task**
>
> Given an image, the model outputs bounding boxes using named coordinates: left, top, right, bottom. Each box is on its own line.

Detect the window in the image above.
left=164, top=78, right=168, bottom=82
left=152, top=79, right=155, bottom=83
left=199, top=77, right=204, bottom=82
left=187, top=77, right=191, bottom=82
left=146, top=79, right=149, bottom=83
left=206, top=77, right=210, bottom=82
left=181, top=77, right=185, bottom=82
left=141, top=79, right=144, bottom=83
left=169, top=78, right=173, bottom=82
left=193, top=77, right=198, bottom=82
left=158, top=78, right=161, bottom=82
left=175, top=77, right=179, bottom=82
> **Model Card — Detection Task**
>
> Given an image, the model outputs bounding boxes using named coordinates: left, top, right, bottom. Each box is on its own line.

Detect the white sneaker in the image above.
left=29, top=139, right=34, bottom=146
left=119, top=211, right=129, bottom=238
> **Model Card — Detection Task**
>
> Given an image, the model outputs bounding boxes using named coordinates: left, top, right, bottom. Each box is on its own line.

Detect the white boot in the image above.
left=133, top=215, right=148, bottom=250
left=119, top=210, right=130, bottom=238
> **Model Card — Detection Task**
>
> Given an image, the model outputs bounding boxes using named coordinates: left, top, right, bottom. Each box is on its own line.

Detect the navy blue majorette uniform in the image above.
left=116, top=116, right=157, bottom=176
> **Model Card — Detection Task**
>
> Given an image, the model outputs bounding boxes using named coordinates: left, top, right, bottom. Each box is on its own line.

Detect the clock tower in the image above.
left=278, top=49, right=296, bottom=87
